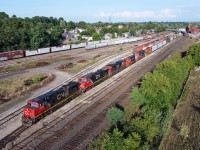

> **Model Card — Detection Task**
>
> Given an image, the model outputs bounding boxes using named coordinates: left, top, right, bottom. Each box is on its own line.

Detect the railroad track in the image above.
left=0, top=39, right=152, bottom=68
left=2, top=37, right=185, bottom=150
left=49, top=37, right=187, bottom=150
left=66, top=37, right=187, bottom=150
left=0, top=109, right=22, bottom=128
left=6, top=56, right=150, bottom=150
left=0, top=48, right=133, bottom=147
left=0, top=126, right=28, bottom=149
left=0, top=42, right=129, bottom=68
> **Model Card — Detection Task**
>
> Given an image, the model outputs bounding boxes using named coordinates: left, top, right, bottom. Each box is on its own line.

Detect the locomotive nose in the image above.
left=23, top=108, right=30, bottom=117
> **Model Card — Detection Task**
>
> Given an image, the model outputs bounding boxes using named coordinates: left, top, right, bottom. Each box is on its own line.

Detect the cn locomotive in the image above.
left=22, top=34, right=175, bottom=126
left=22, top=54, right=136, bottom=126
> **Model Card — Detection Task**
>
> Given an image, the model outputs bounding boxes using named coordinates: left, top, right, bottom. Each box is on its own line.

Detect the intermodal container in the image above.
left=95, top=43, right=108, bottom=48
left=94, top=41, right=100, bottom=44
left=133, top=45, right=143, bottom=53
left=85, top=44, right=96, bottom=50
left=157, top=42, right=163, bottom=48
left=38, top=48, right=50, bottom=54
left=142, top=43, right=150, bottom=50
left=114, top=40, right=122, bottom=45
left=51, top=45, right=70, bottom=52
left=152, top=44, right=158, bottom=52
left=25, top=50, right=39, bottom=56
left=144, top=47, right=152, bottom=56
left=71, top=43, right=86, bottom=49
left=88, top=41, right=94, bottom=45
left=163, top=40, right=167, bottom=45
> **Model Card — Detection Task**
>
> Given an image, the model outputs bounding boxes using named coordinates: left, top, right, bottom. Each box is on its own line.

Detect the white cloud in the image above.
left=158, top=8, right=182, bottom=18
left=97, top=9, right=181, bottom=19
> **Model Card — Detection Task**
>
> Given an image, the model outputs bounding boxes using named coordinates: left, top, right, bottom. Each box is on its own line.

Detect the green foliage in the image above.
left=105, top=128, right=125, bottom=150
left=123, top=103, right=139, bottom=123
left=77, top=21, right=87, bottom=29
left=187, top=43, right=200, bottom=65
left=30, top=23, right=51, bottom=48
left=140, top=72, right=172, bottom=110
left=80, top=27, right=96, bottom=36
left=92, top=33, right=101, bottom=41
left=88, top=132, right=109, bottom=150
left=0, top=12, right=64, bottom=51
left=124, top=132, right=141, bottom=149
left=107, top=107, right=124, bottom=126
left=132, top=117, right=159, bottom=143
left=131, top=88, right=146, bottom=106
left=31, top=74, right=47, bottom=84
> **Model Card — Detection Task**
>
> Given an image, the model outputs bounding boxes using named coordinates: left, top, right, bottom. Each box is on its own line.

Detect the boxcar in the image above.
left=0, top=50, right=25, bottom=61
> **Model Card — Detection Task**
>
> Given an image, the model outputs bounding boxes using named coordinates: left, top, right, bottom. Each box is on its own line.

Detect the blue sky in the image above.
left=0, top=0, right=200, bottom=22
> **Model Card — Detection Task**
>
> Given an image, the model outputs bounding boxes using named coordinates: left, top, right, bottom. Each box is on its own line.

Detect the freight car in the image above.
left=22, top=33, right=175, bottom=126
left=0, top=50, right=25, bottom=61
left=0, top=32, right=166, bottom=61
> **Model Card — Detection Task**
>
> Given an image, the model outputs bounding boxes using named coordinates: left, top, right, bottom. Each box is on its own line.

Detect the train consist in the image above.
left=22, top=33, right=175, bottom=126
left=0, top=33, right=164, bottom=61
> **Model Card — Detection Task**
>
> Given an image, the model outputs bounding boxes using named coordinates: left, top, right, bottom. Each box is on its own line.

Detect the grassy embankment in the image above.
left=0, top=73, right=55, bottom=113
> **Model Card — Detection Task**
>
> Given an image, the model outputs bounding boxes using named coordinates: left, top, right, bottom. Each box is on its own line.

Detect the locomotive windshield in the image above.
left=79, top=78, right=87, bottom=83
left=30, top=102, right=38, bottom=108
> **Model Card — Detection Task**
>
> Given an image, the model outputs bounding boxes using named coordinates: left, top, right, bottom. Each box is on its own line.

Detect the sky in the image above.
left=0, top=0, right=200, bottom=22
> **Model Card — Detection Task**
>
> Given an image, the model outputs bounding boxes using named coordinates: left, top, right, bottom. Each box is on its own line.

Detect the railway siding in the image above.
left=3, top=37, right=184, bottom=149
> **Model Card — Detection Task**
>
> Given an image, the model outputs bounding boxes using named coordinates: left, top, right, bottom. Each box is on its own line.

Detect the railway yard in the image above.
left=0, top=38, right=156, bottom=139
left=0, top=35, right=196, bottom=150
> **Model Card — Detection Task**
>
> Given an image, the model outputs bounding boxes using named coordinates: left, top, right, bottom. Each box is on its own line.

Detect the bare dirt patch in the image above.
left=0, top=55, right=72, bottom=74
left=0, top=73, right=55, bottom=104
left=57, top=55, right=106, bottom=73
left=160, top=71, right=200, bottom=150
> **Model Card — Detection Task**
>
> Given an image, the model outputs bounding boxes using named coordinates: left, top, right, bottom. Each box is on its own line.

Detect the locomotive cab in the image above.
left=106, top=63, right=121, bottom=75
left=22, top=101, right=47, bottom=126
left=78, top=73, right=94, bottom=92
left=115, top=60, right=125, bottom=70
left=123, top=55, right=135, bottom=67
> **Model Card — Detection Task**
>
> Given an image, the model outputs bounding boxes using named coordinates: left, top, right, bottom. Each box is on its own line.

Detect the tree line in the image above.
left=0, top=11, right=192, bottom=52
left=88, top=42, right=200, bottom=149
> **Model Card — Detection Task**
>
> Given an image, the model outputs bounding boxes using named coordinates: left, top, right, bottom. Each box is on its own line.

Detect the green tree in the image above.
left=132, top=117, right=159, bottom=143
left=105, top=128, right=124, bottom=150
left=92, top=33, right=101, bottom=41
left=77, top=21, right=86, bottom=29
left=188, top=43, right=200, bottom=65
left=123, top=103, right=139, bottom=123
left=131, top=88, right=146, bottom=106
left=30, top=23, right=50, bottom=49
left=67, top=21, right=75, bottom=30
left=107, top=107, right=124, bottom=126
left=140, top=72, right=172, bottom=110
left=154, top=61, right=183, bottom=104
left=49, top=26, right=63, bottom=46
left=124, top=132, right=141, bottom=150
